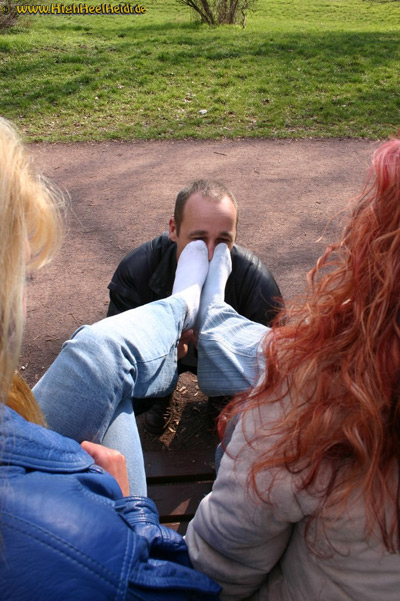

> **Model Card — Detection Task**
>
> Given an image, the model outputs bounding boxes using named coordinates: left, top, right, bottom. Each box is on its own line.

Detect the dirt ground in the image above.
left=21, top=137, right=378, bottom=452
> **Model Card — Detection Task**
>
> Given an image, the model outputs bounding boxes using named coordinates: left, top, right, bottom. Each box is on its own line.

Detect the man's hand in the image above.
left=81, top=441, right=130, bottom=497
left=178, top=329, right=199, bottom=359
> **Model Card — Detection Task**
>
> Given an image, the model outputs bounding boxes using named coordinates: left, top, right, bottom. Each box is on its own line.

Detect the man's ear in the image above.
left=169, top=217, right=177, bottom=242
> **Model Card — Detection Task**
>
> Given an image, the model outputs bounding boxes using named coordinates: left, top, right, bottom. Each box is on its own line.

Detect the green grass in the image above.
left=1, top=0, right=399, bottom=141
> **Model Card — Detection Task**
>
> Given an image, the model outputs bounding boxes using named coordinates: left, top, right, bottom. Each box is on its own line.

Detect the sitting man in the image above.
left=107, top=179, right=283, bottom=434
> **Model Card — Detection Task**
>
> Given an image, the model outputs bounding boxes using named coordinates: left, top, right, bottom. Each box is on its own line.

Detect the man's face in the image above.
left=169, top=192, right=237, bottom=261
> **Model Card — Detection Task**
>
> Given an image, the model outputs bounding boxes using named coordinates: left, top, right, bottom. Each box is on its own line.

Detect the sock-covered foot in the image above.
left=172, top=240, right=209, bottom=329
left=197, top=243, right=232, bottom=327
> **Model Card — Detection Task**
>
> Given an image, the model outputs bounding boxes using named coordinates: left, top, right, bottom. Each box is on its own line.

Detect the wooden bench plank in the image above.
left=144, top=447, right=216, bottom=533
left=148, top=481, right=213, bottom=521
left=144, top=447, right=215, bottom=483
left=161, top=521, right=191, bottom=535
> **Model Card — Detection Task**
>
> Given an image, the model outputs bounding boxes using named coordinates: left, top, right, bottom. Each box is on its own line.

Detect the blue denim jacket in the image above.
left=0, top=407, right=221, bottom=601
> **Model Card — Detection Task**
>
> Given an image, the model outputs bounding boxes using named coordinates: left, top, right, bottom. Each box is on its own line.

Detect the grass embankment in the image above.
left=0, top=0, right=399, bottom=141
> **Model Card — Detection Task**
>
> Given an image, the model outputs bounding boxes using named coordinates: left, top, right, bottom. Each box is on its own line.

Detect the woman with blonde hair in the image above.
left=0, top=116, right=221, bottom=600
left=0, top=118, right=62, bottom=418
left=185, top=138, right=400, bottom=599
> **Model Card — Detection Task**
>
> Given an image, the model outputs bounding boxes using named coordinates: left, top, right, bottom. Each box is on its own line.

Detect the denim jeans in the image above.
left=34, top=297, right=187, bottom=496
left=34, top=298, right=268, bottom=495
left=198, top=301, right=268, bottom=472
left=197, top=301, right=268, bottom=396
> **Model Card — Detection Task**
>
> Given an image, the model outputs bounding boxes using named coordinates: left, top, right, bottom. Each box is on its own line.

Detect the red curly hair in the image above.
left=219, top=138, right=400, bottom=552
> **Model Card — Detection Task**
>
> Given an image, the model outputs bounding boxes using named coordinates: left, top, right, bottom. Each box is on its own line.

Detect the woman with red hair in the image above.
left=186, top=138, right=400, bottom=600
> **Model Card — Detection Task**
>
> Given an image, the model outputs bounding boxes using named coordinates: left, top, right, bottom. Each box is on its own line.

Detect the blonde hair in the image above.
left=0, top=117, right=63, bottom=419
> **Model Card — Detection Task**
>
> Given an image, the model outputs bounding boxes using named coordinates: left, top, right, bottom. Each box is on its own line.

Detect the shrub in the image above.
left=0, top=0, right=21, bottom=30
left=177, top=0, right=256, bottom=26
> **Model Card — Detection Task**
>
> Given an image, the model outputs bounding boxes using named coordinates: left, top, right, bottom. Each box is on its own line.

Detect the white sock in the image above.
left=197, top=243, right=232, bottom=327
left=172, top=240, right=209, bottom=329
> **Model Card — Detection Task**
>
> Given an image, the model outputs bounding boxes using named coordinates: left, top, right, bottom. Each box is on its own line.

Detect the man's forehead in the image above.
left=184, top=192, right=237, bottom=216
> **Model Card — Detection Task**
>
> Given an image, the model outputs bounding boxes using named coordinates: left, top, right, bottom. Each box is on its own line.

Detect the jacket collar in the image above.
left=148, top=237, right=177, bottom=298
left=0, top=405, right=93, bottom=473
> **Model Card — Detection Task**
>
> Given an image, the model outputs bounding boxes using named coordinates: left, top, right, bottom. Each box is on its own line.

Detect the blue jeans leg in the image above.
left=197, top=301, right=269, bottom=472
left=34, top=296, right=187, bottom=495
left=197, top=301, right=269, bottom=398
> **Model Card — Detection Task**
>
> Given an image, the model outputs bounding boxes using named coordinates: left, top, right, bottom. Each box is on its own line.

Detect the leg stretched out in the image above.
left=197, top=244, right=270, bottom=397
left=34, top=241, right=209, bottom=495
left=35, top=242, right=270, bottom=494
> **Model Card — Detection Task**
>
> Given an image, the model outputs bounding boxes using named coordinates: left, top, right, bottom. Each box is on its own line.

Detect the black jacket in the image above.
left=108, top=233, right=283, bottom=327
